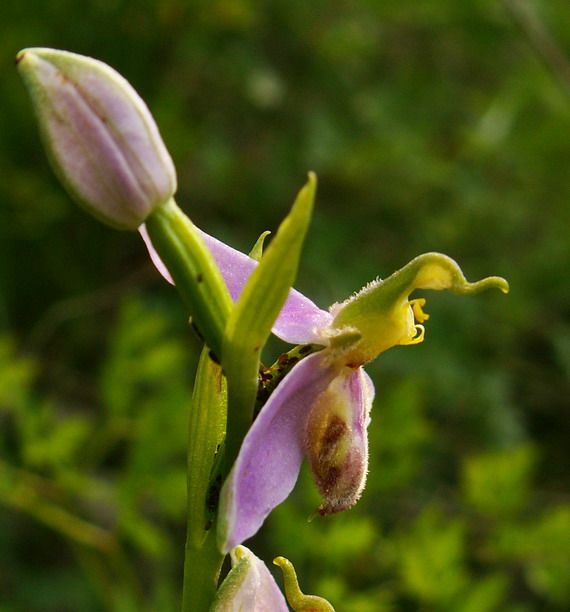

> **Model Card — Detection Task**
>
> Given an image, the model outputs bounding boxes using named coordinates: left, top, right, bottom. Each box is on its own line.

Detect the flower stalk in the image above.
left=144, top=198, right=232, bottom=361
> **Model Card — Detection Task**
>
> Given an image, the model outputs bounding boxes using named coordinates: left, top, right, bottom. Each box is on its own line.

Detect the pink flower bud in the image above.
left=17, top=48, right=176, bottom=230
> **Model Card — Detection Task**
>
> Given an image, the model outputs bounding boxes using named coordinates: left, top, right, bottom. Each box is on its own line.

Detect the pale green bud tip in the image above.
left=249, top=230, right=271, bottom=261
left=16, top=48, right=176, bottom=231
left=273, top=557, right=334, bottom=612
left=273, top=556, right=336, bottom=612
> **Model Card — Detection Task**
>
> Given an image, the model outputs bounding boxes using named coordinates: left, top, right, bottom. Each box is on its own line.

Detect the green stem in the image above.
left=182, top=347, right=228, bottom=611
left=222, top=376, right=259, bottom=485
left=145, top=198, right=232, bottom=360
left=182, top=528, right=225, bottom=612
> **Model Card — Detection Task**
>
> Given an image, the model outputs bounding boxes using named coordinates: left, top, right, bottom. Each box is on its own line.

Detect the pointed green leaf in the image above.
left=186, top=346, right=227, bottom=548
left=222, top=173, right=317, bottom=468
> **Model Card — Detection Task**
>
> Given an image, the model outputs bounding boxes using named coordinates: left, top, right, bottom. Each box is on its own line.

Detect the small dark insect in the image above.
left=253, top=344, right=323, bottom=420
left=205, top=474, right=223, bottom=514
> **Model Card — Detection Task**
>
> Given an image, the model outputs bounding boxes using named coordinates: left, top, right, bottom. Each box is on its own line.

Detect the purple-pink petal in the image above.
left=199, top=230, right=332, bottom=344
left=140, top=224, right=174, bottom=283
left=218, top=351, right=339, bottom=553
left=247, top=550, right=289, bottom=611
left=350, top=367, right=374, bottom=435
left=140, top=224, right=332, bottom=344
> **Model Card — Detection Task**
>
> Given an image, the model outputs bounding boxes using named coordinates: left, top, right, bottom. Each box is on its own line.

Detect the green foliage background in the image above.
left=1, top=1, right=569, bottom=610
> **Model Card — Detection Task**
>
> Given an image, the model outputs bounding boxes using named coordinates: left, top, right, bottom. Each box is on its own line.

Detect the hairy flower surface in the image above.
left=141, top=225, right=508, bottom=552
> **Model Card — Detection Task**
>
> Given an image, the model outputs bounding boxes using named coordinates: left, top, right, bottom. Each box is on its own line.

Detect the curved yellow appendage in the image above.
left=402, top=324, right=425, bottom=345
left=410, top=298, right=429, bottom=322
left=273, top=557, right=335, bottom=612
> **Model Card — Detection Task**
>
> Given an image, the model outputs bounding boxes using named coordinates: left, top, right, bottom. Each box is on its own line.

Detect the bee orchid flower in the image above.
left=141, top=226, right=508, bottom=553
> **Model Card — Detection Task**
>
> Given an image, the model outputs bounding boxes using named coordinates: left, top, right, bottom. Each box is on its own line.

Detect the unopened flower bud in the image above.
left=17, top=47, right=176, bottom=230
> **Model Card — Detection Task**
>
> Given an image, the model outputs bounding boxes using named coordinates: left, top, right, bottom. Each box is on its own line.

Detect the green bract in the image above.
left=221, top=173, right=317, bottom=468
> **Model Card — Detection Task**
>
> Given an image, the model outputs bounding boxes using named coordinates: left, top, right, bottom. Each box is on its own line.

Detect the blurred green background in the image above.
left=1, top=0, right=569, bottom=610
